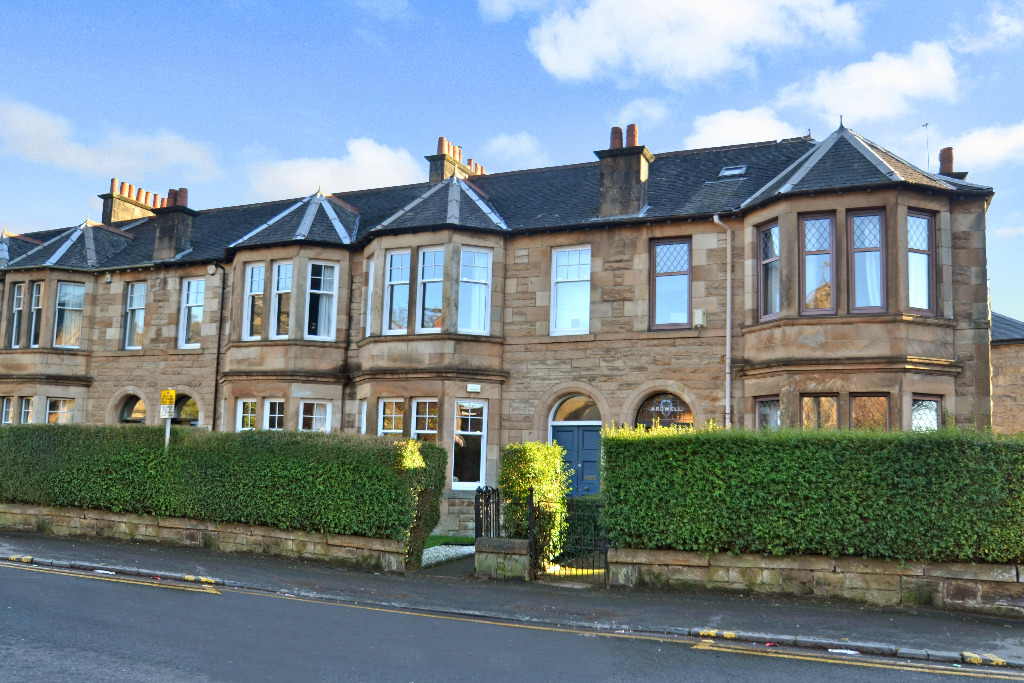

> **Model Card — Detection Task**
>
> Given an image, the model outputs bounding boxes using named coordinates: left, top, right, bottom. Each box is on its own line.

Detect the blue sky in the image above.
left=1, top=0, right=1022, bottom=318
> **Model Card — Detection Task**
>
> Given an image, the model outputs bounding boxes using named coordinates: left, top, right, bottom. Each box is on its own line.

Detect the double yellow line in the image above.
left=1, top=561, right=219, bottom=594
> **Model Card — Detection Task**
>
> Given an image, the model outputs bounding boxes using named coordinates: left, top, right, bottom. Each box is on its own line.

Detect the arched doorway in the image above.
left=635, top=393, right=693, bottom=429
left=173, top=396, right=199, bottom=427
left=549, top=395, right=602, bottom=496
left=119, top=396, right=146, bottom=424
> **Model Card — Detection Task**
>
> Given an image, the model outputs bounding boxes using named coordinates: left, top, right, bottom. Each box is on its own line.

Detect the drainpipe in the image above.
left=712, top=214, right=732, bottom=429
left=211, top=263, right=227, bottom=432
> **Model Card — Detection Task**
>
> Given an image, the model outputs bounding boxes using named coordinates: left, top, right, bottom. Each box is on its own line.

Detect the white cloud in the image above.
left=993, top=226, right=1024, bottom=237
left=684, top=107, right=803, bottom=150
left=482, top=132, right=551, bottom=170
left=513, top=0, right=858, bottom=87
left=477, top=0, right=550, bottom=21
left=953, top=1, right=1024, bottom=52
left=248, top=138, right=423, bottom=199
left=0, top=99, right=219, bottom=181
left=947, top=119, right=1024, bottom=170
left=776, top=41, right=957, bottom=125
left=614, top=98, right=669, bottom=128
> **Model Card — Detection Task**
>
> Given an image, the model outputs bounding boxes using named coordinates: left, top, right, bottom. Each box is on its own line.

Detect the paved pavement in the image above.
left=3, top=531, right=1024, bottom=669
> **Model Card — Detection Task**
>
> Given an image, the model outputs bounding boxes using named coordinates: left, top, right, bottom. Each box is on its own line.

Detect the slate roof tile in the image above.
left=993, top=312, right=1024, bottom=341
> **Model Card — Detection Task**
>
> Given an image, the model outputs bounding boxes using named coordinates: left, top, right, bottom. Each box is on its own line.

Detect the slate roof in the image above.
left=2, top=126, right=994, bottom=272
left=993, top=312, right=1024, bottom=342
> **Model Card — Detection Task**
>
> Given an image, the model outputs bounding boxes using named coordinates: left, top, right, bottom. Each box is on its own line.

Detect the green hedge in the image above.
left=0, top=425, right=445, bottom=567
left=602, top=425, right=1024, bottom=563
left=499, top=441, right=571, bottom=562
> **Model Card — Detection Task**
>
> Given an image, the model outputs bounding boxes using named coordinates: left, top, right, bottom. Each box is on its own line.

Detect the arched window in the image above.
left=119, top=396, right=146, bottom=424
left=173, top=396, right=199, bottom=427
left=635, top=393, right=693, bottom=429
left=552, top=395, right=601, bottom=422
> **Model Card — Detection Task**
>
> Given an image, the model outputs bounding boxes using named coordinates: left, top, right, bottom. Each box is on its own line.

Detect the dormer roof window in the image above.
left=719, top=165, right=747, bottom=178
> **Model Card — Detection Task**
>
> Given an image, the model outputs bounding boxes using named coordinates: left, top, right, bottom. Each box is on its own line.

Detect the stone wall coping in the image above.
left=710, top=553, right=834, bottom=572
left=834, top=557, right=924, bottom=576
left=254, top=525, right=328, bottom=543
left=476, top=537, right=529, bottom=554
left=0, top=504, right=52, bottom=516
left=925, top=562, right=1018, bottom=582
left=610, top=548, right=709, bottom=567
left=327, top=534, right=404, bottom=553
left=157, top=516, right=219, bottom=531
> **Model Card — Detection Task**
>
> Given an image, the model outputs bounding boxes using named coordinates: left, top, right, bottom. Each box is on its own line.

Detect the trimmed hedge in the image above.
left=499, top=441, right=571, bottom=562
left=602, top=425, right=1024, bottom=563
left=0, top=425, right=445, bottom=567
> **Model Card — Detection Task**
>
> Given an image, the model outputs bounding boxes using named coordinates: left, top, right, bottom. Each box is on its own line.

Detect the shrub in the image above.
left=499, top=441, right=571, bottom=562
left=601, top=425, right=1024, bottom=563
left=0, top=426, right=443, bottom=566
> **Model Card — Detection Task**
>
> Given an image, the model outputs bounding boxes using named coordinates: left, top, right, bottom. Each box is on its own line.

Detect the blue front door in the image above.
left=552, top=425, right=602, bottom=496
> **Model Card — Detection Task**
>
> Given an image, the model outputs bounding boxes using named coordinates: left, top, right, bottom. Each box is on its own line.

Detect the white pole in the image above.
left=165, top=416, right=171, bottom=453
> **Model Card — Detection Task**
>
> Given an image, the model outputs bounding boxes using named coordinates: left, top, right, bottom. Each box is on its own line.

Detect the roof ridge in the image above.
left=200, top=197, right=306, bottom=213
left=660, top=136, right=813, bottom=158
left=7, top=232, right=45, bottom=245
left=332, top=180, right=430, bottom=197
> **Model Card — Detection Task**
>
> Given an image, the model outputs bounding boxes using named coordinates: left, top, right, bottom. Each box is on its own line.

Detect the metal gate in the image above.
left=533, top=495, right=608, bottom=585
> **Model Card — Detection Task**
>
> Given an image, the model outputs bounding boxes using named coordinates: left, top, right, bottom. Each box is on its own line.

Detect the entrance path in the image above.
left=3, top=531, right=1024, bottom=667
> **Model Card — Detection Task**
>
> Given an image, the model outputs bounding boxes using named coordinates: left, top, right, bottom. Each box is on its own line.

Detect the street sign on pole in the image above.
left=161, top=389, right=176, bottom=452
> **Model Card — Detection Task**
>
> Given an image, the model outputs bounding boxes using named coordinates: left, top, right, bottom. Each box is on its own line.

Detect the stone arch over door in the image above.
left=621, top=380, right=705, bottom=428
left=529, top=381, right=611, bottom=441
left=105, top=387, right=157, bottom=425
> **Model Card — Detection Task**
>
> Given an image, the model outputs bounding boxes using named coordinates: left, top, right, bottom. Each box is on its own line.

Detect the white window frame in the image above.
left=29, top=282, right=43, bottom=348
left=412, top=398, right=439, bottom=443
left=179, top=277, right=205, bottom=348
left=9, top=283, right=23, bottom=349
left=458, top=247, right=492, bottom=335
left=53, top=282, right=85, bottom=349
left=304, top=261, right=338, bottom=341
left=263, top=399, right=285, bottom=430
left=124, top=282, right=147, bottom=350
left=236, top=398, right=258, bottom=431
left=416, top=247, right=445, bottom=334
left=299, top=400, right=331, bottom=432
left=378, top=398, right=405, bottom=436
left=364, top=260, right=374, bottom=338
left=358, top=399, right=368, bottom=434
left=46, top=398, right=74, bottom=424
left=20, top=397, right=34, bottom=424
left=269, top=261, right=292, bottom=340
left=383, top=250, right=411, bottom=336
left=1, top=397, right=13, bottom=425
left=452, top=399, right=487, bottom=491
left=550, top=246, right=591, bottom=336
left=242, top=263, right=265, bottom=341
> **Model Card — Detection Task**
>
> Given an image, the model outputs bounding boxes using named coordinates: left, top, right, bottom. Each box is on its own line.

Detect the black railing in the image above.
left=474, top=486, right=502, bottom=538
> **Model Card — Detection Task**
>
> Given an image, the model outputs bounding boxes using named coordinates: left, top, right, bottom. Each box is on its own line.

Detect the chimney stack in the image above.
left=425, top=136, right=485, bottom=183
left=938, top=146, right=969, bottom=180
left=100, top=177, right=159, bottom=224
left=595, top=124, right=654, bottom=218
left=151, top=185, right=196, bottom=260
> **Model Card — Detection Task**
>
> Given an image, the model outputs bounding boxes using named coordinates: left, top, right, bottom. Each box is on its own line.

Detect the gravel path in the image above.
left=421, top=544, right=475, bottom=567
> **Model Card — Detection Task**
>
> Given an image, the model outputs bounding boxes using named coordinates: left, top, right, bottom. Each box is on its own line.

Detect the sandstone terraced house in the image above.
left=0, top=123, right=1013, bottom=533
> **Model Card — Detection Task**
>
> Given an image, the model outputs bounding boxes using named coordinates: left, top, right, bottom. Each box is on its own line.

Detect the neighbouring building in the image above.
left=992, top=312, right=1024, bottom=434
left=0, top=124, right=1006, bottom=534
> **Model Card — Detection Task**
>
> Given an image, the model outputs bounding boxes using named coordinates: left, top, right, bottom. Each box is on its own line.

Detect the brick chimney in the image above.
left=99, top=178, right=161, bottom=224
left=938, top=146, right=968, bottom=180
left=595, top=124, right=654, bottom=218
left=152, top=187, right=197, bottom=261
left=425, top=137, right=486, bottom=183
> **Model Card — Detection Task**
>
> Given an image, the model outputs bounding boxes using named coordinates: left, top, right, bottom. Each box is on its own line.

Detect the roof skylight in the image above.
left=719, top=165, right=747, bottom=178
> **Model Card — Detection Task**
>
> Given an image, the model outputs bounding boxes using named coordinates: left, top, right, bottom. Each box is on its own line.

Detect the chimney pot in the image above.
left=135, top=187, right=144, bottom=202
left=127, top=184, right=135, bottom=200
left=152, top=193, right=160, bottom=207
left=160, top=198, right=167, bottom=208
left=167, top=189, right=178, bottom=206
left=110, top=178, right=118, bottom=194
left=143, top=191, right=151, bottom=206
left=626, top=123, right=638, bottom=147
left=939, top=146, right=954, bottom=175
left=480, top=165, right=485, bottom=175
left=467, top=158, right=475, bottom=170
left=177, top=188, right=188, bottom=207
left=610, top=127, right=623, bottom=149
left=437, top=136, right=448, bottom=155
left=119, top=182, right=128, bottom=196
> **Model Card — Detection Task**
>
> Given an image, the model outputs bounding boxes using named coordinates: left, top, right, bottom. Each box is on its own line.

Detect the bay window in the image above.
left=29, top=282, right=42, bottom=348
left=756, top=397, right=781, bottom=430
left=53, top=282, right=85, bottom=348
left=378, top=399, right=404, bottom=436
left=759, top=224, right=780, bottom=319
left=46, top=398, right=74, bottom=424
left=551, top=246, right=591, bottom=335
left=264, top=400, right=285, bottom=430
left=1, top=397, right=13, bottom=425
left=364, top=260, right=374, bottom=338
left=908, top=213, right=933, bottom=313
left=800, top=215, right=834, bottom=314
left=243, top=264, right=265, bottom=340
left=299, top=401, right=331, bottom=432
left=237, top=399, right=258, bottom=431
left=20, top=398, right=34, bottom=424
left=801, top=394, right=838, bottom=429
left=850, top=211, right=885, bottom=312
left=384, top=250, right=411, bottom=334
left=650, top=239, right=690, bottom=329
left=9, top=283, right=23, bottom=348
left=459, top=247, right=491, bottom=334
left=305, top=262, right=337, bottom=340
left=912, top=395, right=941, bottom=431
left=417, top=248, right=444, bottom=333
left=851, top=394, right=889, bottom=430
left=412, top=399, right=438, bottom=443
left=270, top=262, right=292, bottom=339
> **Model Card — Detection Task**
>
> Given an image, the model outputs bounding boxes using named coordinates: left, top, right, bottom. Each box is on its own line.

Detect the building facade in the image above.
left=0, top=124, right=1000, bottom=533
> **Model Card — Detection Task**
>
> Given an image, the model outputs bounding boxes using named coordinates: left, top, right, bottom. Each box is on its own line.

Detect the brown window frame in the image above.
left=850, top=393, right=890, bottom=430
left=907, top=211, right=935, bottom=316
left=755, top=395, right=781, bottom=430
left=801, top=393, right=839, bottom=429
left=911, top=394, right=943, bottom=431
left=799, top=214, right=837, bottom=316
left=848, top=210, right=887, bottom=314
left=649, top=237, right=692, bottom=331
left=758, top=222, right=780, bottom=321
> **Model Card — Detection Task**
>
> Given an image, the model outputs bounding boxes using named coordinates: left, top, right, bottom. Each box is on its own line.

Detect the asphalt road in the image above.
left=0, top=563, right=1010, bottom=682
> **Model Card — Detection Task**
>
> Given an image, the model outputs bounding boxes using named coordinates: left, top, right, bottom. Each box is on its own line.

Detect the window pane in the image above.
left=852, top=214, right=881, bottom=249
left=804, top=254, right=832, bottom=309
left=802, top=396, right=837, bottom=429
left=553, top=395, right=601, bottom=422
left=761, top=226, right=779, bottom=261
left=420, top=281, right=443, bottom=329
left=655, top=242, right=689, bottom=274
left=909, top=252, right=930, bottom=310
left=54, top=309, right=82, bottom=347
left=276, top=291, right=290, bottom=336
left=388, top=283, right=409, bottom=330
left=554, top=280, right=589, bottom=331
left=851, top=395, right=888, bottom=430
left=854, top=251, right=882, bottom=308
left=912, top=399, right=940, bottom=431
left=458, top=281, right=487, bottom=332
left=654, top=273, right=688, bottom=325
left=908, top=215, right=930, bottom=251
left=186, top=306, right=203, bottom=344
left=453, top=433, right=482, bottom=483
left=804, top=218, right=831, bottom=251
left=762, top=260, right=780, bottom=315
left=635, top=393, right=692, bottom=428
left=757, top=399, right=781, bottom=430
